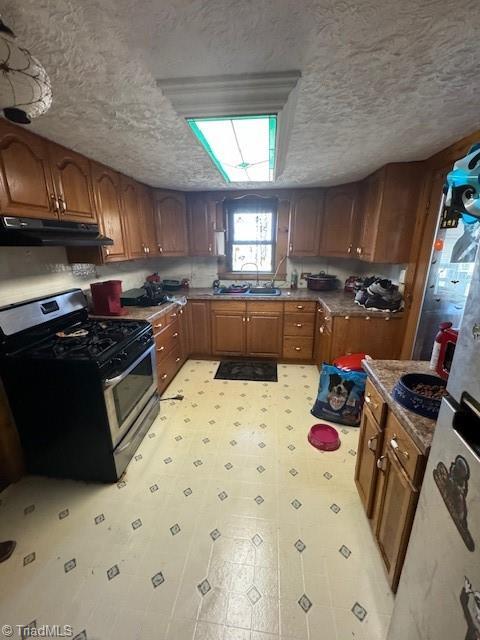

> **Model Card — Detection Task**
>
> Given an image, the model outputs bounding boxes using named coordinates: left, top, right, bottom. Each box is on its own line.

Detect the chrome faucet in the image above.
left=240, top=262, right=260, bottom=286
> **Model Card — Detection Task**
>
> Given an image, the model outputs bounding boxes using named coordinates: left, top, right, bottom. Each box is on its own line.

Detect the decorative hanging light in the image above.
left=0, top=16, right=52, bottom=124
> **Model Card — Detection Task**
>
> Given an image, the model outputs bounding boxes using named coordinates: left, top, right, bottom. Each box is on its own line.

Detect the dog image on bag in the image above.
left=311, top=364, right=367, bottom=427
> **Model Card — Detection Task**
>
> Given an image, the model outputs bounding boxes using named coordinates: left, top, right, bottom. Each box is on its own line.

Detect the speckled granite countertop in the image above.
left=91, top=288, right=403, bottom=323
left=185, top=288, right=404, bottom=317
left=362, top=359, right=437, bottom=454
left=91, top=300, right=181, bottom=323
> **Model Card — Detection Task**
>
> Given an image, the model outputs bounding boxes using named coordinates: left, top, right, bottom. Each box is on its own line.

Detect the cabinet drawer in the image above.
left=284, top=313, right=315, bottom=337
left=283, top=336, right=313, bottom=359
left=151, top=313, right=168, bottom=335
left=284, top=300, right=316, bottom=313
left=211, top=300, right=246, bottom=312
left=246, top=300, right=283, bottom=312
left=384, top=411, right=425, bottom=486
left=364, top=379, right=386, bottom=426
left=157, top=342, right=182, bottom=393
left=155, top=320, right=180, bottom=360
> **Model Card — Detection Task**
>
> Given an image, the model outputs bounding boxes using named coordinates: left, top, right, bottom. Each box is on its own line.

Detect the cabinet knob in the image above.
left=208, top=244, right=212, bottom=253
left=156, top=346, right=165, bottom=352
left=171, top=313, right=177, bottom=318
left=367, top=435, right=378, bottom=452
left=296, top=305, right=304, bottom=310
left=242, top=317, right=246, bottom=322
left=325, top=316, right=330, bottom=321
left=161, top=373, right=168, bottom=380
left=357, top=247, right=363, bottom=256
left=296, top=323, right=302, bottom=327
left=347, top=244, right=352, bottom=254
left=365, top=316, right=371, bottom=321
left=364, top=393, right=379, bottom=410
left=173, top=332, right=179, bottom=338
left=294, top=346, right=301, bottom=351
left=158, top=245, right=163, bottom=253
left=344, top=315, right=350, bottom=320
left=385, top=316, right=390, bottom=321
left=175, top=357, right=181, bottom=363
left=289, top=243, right=293, bottom=252
left=58, top=195, right=66, bottom=214
left=319, top=326, right=324, bottom=334
left=154, top=322, right=163, bottom=329
left=105, top=247, right=110, bottom=256
left=247, top=317, right=250, bottom=322
left=376, top=455, right=387, bottom=471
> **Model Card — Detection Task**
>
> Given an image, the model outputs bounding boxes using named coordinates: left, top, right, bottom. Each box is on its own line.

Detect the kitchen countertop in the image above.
left=185, top=287, right=404, bottom=317
left=93, top=287, right=403, bottom=324
left=362, top=359, right=437, bottom=455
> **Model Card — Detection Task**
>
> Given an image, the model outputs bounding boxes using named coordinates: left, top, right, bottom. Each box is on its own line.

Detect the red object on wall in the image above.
left=90, top=280, right=127, bottom=316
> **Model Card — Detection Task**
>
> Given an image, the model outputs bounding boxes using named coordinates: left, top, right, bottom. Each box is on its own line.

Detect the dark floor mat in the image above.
left=214, top=360, right=278, bottom=382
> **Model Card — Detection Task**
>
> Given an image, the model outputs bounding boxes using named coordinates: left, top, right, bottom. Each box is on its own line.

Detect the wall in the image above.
left=0, top=246, right=404, bottom=307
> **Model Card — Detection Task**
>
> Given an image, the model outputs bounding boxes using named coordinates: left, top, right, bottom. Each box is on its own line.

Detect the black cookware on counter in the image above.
left=306, top=272, right=339, bottom=291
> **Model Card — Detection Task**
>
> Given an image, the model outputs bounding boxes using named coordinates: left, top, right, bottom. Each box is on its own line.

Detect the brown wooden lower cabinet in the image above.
left=374, top=447, right=419, bottom=592
left=355, top=378, right=426, bottom=593
left=187, top=300, right=211, bottom=355
left=212, top=310, right=246, bottom=356
left=210, top=301, right=283, bottom=358
left=354, top=405, right=383, bottom=518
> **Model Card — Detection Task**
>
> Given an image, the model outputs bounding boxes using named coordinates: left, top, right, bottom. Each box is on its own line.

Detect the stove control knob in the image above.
left=119, top=351, right=128, bottom=360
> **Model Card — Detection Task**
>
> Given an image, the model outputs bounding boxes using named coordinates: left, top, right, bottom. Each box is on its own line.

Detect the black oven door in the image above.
left=103, top=344, right=157, bottom=447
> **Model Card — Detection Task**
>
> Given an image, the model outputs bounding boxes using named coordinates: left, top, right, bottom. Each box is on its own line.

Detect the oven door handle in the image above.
left=103, top=344, right=155, bottom=389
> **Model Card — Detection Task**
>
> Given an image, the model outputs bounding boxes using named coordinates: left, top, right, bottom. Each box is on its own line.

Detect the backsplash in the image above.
left=0, top=247, right=404, bottom=307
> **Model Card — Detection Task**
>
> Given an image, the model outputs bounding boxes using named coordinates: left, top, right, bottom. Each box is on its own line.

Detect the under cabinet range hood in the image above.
left=0, top=216, right=114, bottom=247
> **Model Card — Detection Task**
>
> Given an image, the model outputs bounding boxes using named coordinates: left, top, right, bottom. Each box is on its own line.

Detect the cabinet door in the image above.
left=247, top=312, right=283, bottom=358
left=288, top=190, right=323, bottom=257
left=91, top=163, right=127, bottom=262
left=0, top=121, right=57, bottom=220
left=49, top=143, right=97, bottom=222
left=319, top=184, right=358, bottom=257
left=187, top=301, right=211, bottom=355
left=354, top=406, right=383, bottom=517
left=187, top=193, right=215, bottom=256
left=154, top=190, right=188, bottom=256
left=375, top=447, right=419, bottom=592
left=211, top=311, right=246, bottom=356
left=357, top=170, right=382, bottom=261
left=330, top=316, right=404, bottom=361
left=120, top=176, right=145, bottom=259
left=139, top=185, right=158, bottom=256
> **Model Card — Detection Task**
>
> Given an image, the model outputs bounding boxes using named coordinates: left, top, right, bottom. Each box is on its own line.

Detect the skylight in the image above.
left=187, top=115, right=277, bottom=183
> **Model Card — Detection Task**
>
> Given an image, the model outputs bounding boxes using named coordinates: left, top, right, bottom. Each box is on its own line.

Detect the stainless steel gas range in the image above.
left=0, top=288, right=159, bottom=482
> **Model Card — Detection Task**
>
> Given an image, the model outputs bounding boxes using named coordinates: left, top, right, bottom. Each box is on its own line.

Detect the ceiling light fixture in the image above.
left=187, top=114, right=277, bottom=183
left=0, top=16, right=52, bottom=124
left=157, top=71, right=300, bottom=182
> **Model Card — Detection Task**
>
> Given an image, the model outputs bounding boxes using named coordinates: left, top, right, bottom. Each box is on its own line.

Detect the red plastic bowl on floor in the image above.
left=308, top=423, right=341, bottom=451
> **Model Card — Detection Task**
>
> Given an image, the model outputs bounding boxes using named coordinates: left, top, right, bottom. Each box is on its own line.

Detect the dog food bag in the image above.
left=311, top=364, right=367, bottom=427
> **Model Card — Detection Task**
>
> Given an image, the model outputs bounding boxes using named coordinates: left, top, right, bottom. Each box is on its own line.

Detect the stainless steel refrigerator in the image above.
left=413, top=193, right=479, bottom=361
left=388, top=242, right=480, bottom=639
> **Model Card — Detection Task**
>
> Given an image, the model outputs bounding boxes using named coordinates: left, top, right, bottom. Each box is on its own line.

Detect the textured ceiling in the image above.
left=3, top=0, right=480, bottom=190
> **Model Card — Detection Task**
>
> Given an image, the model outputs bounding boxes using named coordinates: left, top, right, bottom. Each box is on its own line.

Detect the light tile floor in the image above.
left=0, top=360, right=394, bottom=639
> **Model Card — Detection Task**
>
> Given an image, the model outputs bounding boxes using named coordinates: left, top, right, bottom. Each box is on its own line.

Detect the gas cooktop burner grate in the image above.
left=23, top=319, right=148, bottom=360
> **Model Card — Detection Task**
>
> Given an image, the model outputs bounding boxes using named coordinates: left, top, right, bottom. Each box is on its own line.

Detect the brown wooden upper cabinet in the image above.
left=187, top=192, right=216, bottom=256
left=90, top=163, right=128, bottom=262
left=0, top=119, right=58, bottom=220
left=153, top=190, right=188, bottom=257
left=48, top=143, right=97, bottom=223
left=139, top=185, right=159, bottom=257
left=356, top=163, right=422, bottom=263
left=319, top=183, right=358, bottom=258
left=288, top=189, right=323, bottom=257
left=120, top=175, right=146, bottom=259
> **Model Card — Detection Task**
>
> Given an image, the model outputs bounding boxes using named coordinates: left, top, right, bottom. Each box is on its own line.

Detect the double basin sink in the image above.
left=215, top=287, right=282, bottom=296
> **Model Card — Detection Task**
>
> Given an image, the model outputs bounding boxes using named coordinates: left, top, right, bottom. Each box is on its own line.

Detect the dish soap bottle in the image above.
left=290, top=268, right=299, bottom=290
